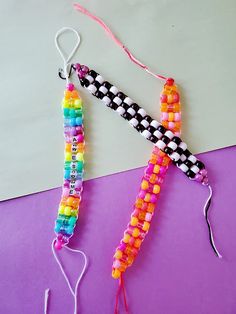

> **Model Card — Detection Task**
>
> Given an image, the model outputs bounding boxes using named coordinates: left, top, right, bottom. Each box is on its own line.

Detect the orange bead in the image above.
left=168, top=112, right=174, bottom=122
left=149, top=174, right=157, bottom=184
left=112, top=269, right=121, bottom=279
left=65, top=143, right=71, bottom=152
left=153, top=165, right=160, bottom=174
left=141, top=180, right=149, bottom=190
left=134, top=238, right=142, bottom=248
left=114, top=250, right=123, bottom=259
left=144, top=193, right=151, bottom=202
left=161, top=103, right=167, bottom=112
left=147, top=203, right=155, bottom=213
left=71, top=90, right=79, bottom=98
left=66, top=197, right=74, bottom=206
left=153, top=184, right=161, bottom=194
left=136, top=198, right=143, bottom=208
left=64, top=90, right=72, bottom=99
left=123, top=233, right=131, bottom=243
left=138, top=211, right=146, bottom=220
left=132, top=228, right=140, bottom=237
left=162, top=121, right=168, bottom=128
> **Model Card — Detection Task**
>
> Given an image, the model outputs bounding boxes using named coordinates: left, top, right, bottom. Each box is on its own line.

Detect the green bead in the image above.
left=63, top=108, right=70, bottom=117
left=69, top=216, right=77, bottom=226
left=69, top=109, right=76, bottom=118
left=64, top=161, right=71, bottom=170
left=77, top=161, right=84, bottom=172
left=75, top=109, right=83, bottom=117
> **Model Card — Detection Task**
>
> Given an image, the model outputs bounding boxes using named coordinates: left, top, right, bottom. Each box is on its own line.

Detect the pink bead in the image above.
left=202, top=177, right=209, bottom=185
left=139, top=190, right=146, bottom=199
left=150, top=194, right=158, bottom=203
left=173, top=93, right=179, bottom=102
left=77, top=134, right=84, bottom=143
left=54, top=239, right=63, bottom=250
left=146, top=163, right=154, bottom=174
left=200, top=169, right=207, bottom=176
left=63, top=180, right=70, bottom=188
left=174, top=113, right=181, bottom=121
left=161, top=112, right=168, bottom=121
left=159, top=166, right=167, bottom=175
left=160, top=94, right=167, bottom=103
left=75, top=180, right=82, bottom=189
left=62, top=188, right=69, bottom=197
left=67, top=83, right=74, bottom=91
left=74, top=63, right=81, bottom=70
left=145, top=213, right=152, bottom=222
left=119, top=242, right=126, bottom=251
left=168, top=122, right=175, bottom=129
left=113, top=260, right=121, bottom=268
left=195, top=174, right=203, bottom=182
left=142, top=202, right=148, bottom=211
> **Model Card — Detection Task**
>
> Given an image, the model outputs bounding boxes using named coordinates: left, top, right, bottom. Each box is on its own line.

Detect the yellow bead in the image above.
left=74, top=99, right=82, bottom=108
left=143, top=221, right=150, bottom=231
left=132, top=228, right=140, bottom=237
left=123, top=233, right=130, bottom=243
left=64, top=206, right=71, bottom=216
left=76, top=152, right=84, bottom=162
left=141, top=180, right=149, bottom=190
left=153, top=165, right=160, bottom=174
left=153, top=184, right=160, bottom=194
left=65, top=152, right=72, bottom=161
left=114, top=250, right=123, bottom=259
left=169, top=112, right=174, bottom=122
left=144, top=193, right=151, bottom=202
left=58, top=205, right=65, bottom=214
left=62, top=99, right=70, bottom=108
left=112, top=269, right=121, bottom=279
left=130, top=217, right=138, bottom=226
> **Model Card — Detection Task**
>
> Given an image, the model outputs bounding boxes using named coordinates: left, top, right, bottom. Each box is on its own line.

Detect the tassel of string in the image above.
left=114, top=274, right=129, bottom=314
left=203, top=185, right=222, bottom=258
left=73, top=3, right=167, bottom=81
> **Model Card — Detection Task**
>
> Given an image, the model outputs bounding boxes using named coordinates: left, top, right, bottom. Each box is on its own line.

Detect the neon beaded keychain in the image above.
left=45, top=27, right=88, bottom=314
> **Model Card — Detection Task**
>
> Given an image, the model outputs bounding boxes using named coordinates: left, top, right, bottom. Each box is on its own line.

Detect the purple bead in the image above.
left=118, top=242, right=126, bottom=251
left=195, top=174, right=203, bottom=183
left=63, top=180, right=70, bottom=188
left=200, top=169, right=207, bottom=177
left=159, top=166, right=167, bottom=175
left=202, top=177, right=209, bottom=185
left=146, top=163, right=154, bottom=174
left=81, top=65, right=89, bottom=73
left=75, top=180, right=82, bottom=189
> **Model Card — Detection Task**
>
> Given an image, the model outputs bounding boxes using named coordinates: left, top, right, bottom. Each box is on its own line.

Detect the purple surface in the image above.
left=0, top=146, right=235, bottom=314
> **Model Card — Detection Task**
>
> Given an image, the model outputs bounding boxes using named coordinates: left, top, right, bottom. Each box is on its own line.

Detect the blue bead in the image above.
left=66, top=226, right=74, bottom=235
left=76, top=117, right=83, bottom=125
left=64, top=169, right=70, bottom=180
left=69, top=118, right=77, bottom=126
left=54, top=223, right=61, bottom=233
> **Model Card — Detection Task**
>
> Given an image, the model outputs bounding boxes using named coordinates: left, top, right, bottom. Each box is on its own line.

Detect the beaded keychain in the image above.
left=45, top=27, right=88, bottom=314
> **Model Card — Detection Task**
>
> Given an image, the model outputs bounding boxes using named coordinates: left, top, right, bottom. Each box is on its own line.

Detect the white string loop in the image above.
left=55, top=27, right=81, bottom=83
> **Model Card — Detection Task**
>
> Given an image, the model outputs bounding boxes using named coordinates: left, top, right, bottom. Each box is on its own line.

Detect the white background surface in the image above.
left=0, top=0, right=235, bottom=200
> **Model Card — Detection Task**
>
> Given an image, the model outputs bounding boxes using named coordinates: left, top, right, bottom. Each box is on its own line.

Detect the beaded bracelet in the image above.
left=112, top=79, right=181, bottom=279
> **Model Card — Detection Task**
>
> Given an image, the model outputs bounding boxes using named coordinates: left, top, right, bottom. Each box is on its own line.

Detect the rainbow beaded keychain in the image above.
left=45, top=27, right=88, bottom=314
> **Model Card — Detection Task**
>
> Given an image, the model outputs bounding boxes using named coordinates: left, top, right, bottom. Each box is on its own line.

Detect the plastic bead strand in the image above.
left=54, top=83, right=85, bottom=249
left=73, top=64, right=208, bottom=184
left=112, top=79, right=181, bottom=279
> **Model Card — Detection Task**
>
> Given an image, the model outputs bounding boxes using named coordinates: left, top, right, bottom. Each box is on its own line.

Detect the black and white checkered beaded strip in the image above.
left=76, top=67, right=205, bottom=180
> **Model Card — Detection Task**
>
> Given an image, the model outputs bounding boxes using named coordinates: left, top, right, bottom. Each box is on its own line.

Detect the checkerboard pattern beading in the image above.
left=74, top=65, right=205, bottom=180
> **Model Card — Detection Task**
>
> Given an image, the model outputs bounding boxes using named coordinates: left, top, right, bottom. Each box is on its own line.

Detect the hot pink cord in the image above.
left=73, top=3, right=167, bottom=81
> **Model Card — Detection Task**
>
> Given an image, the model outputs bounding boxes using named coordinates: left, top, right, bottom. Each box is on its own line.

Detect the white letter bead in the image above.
left=138, top=109, right=146, bottom=117
left=127, top=108, right=136, bottom=116
left=102, top=96, right=111, bottom=106
left=188, top=155, right=197, bottom=163
left=167, top=142, right=177, bottom=150
left=129, top=118, right=138, bottom=127
left=96, top=75, right=104, bottom=84
left=113, top=97, right=122, bottom=106
left=156, top=140, right=166, bottom=150
left=110, top=86, right=118, bottom=95
left=170, top=152, right=180, bottom=162
left=99, top=86, right=108, bottom=94
left=141, top=120, right=149, bottom=128
left=179, top=142, right=187, bottom=151
left=142, top=130, right=151, bottom=139
left=165, top=130, right=174, bottom=140
left=191, top=165, right=200, bottom=174
left=87, top=84, right=97, bottom=94
left=179, top=163, right=189, bottom=172
left=116, top=107, right=125, bottom=115
left=153, top=130, right=163, bottom=139
left=124, top=97, right=133, bottom=106
left=150, top=120, right=160, bottom=128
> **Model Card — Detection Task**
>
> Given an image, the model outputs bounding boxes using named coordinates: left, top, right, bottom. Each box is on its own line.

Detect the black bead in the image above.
left=122, top=112, right=132, bottom=121
left=196, top=160, right=204, bottom=170
left=172, top=136, right=181, bottom=145
left=80, top=78, right=90, bottom=88
left=186, top=170, right=195, bottom=179
left=95, top=91, right=104, bottom=99
left=157, top=125, right=166, bottom=134
left=121, top=103, right=129, bottom=111
left=147, top=126, right=155, bottom=134
left=93, top=81, right=101, bottom=90
left=149, top=135, right=158, bottom=143
left=116, top=92, right=126, bottom=101
left=164, top=147, right=173, bottom=155
left=106, top=91, right=115, bottom=100
left=136, top=124, right=145, bottom=132
left=130, top=103, right=140, bottom=111
left=184, top=160, right=193, bottom=168
left=174, top=159, right=183, bottom=167
left=103, top=81, right=112, bottom=90
left=183, top=150, right=191, bottom=158
left=144, top=115, right=152, bottom=123
left=175, top=147, right=183, bottom=155
left=161, top=135, right=170, bottom=144
left=88, top=70, right=98, bottom=78
left=109, top=102, right=118, bottom=110
left=134, top=114, right=143, bottom=122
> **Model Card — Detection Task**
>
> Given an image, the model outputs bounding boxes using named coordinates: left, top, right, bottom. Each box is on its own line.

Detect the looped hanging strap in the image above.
left=45, top=239, right=88, bottom=314
left=203, top=185, right=222, bottom=258
left=73, top=3, right=167, bottom=81
left=55, top=27, right=81, bottom=83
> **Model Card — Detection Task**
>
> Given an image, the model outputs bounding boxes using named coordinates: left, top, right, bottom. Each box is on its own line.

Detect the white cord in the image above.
left=45, top=239, right=88, bottom=314
left=55, top=27, right=81, bottom=83
left=44, top=289, right=50, bottom=314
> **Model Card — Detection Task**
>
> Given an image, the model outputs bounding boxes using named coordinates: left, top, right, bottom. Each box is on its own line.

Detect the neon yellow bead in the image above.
left=74, top=99, right=82, bottom=108
left=123, top=233, right=130, bottom=243
left=130, top=217, right=138, bottom=226
left=64, top=206, right=71, bottom=216
left=132, top=228, right=140, bottom=237
left=58, top=205, right=65, bottom=214
left=76, top=152, right=84, bottom=162
left=112, top=269, right=121, bottom=279
left=141, top=180, right=149, bottom=190
left=143, top=221, right=150, bottom=231
left=153, top=184, right=161, bottom=194
left=65, top=152, right=72, bottom=161
left=114, top=250, right=123, bottom=259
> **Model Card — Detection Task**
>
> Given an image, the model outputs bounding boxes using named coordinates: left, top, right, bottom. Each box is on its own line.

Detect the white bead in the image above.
left=124, top=97, right=133, bottom=106
left=165, top=130, right=174, bottom=140
left=141, top=120, right=149, bottom=128
left=129, top=118, right=138, bottom=127
left=167, top=142, right=177, bottom=150
left=191, top=165, right=200, bottom=174
left=96, top=75, right=104, bottom=84
left=156, top=140, right=166, bottom=150
left=153, top=130, right=163, bottom=139
left=113, top=97, right=122, bottom=106
left=87, top=84, right=97, bottom=94
left=102, top=96, right=111, bottom=106
left=150, top=120, right=160, bottom=128
left=179, top=142, right=187, bottom=151
left=138, top=108, right=146, bottom=117
left=179, top=163, right=188, bottom=172
left=188, top=155, right=197, bottom=163
left=110, top=86, right=119, bottom=95
left=170, top=152, right=180, bottom=162
left=142, top=130, right=151, bottom=139
left=127, top=108, right=136, bottom=116
left=86, top=75, right=94, bottom=83
left=116, top=107, right=125, bottom=115
left=180, top=154, right=187, bottom=162
left=99, top=86, right=108, bottom=94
